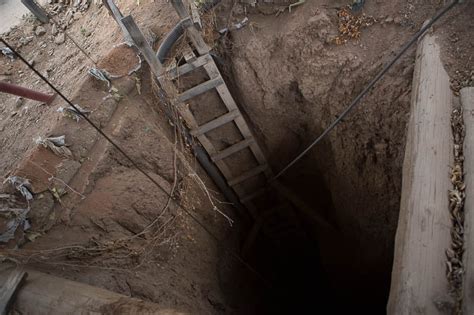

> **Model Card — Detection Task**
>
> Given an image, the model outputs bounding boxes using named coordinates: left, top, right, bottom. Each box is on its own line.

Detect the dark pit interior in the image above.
left=165, top=48, right=394, bottom=315
left=237, top=145, right=392, bottom=315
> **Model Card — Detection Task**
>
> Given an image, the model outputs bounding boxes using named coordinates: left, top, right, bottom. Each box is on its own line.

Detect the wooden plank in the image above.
left=240, top=187, right=266, bottom=203
left=203, top=62, right=273, bottom=178
left=170, top=0, right=209, bottom=55
left=190, top=110, right=240, bottom=137
left=211, top=138, right=255, bottom=162
left=185, top=26, right=209, bottom=56
left=102, top=0, right=132, bottom=44
left=387, top=32, right=454, bottom=315
left=21, top=0, right=49, bottom=23
left=165, top=54, right=213, bottom=80
left=121, top=15, right=163, bottom=76
left=178, top=76, right=224, bottom=102
left=204, top=62, right=239, bottom=110
left=175, top=103, right=234, bottom=180
left=0, top=267, right=169, bottom=314
left=170, top=0, right=189, bottom=18
left=182, top=46, right=197, bottom=63
left=462, top=87, right=474, bottom=314
left=228, top=164, right=267, bottom=187
left=190, top=0, right=202, bottom=30
left=0, top=269, right=27, bottom=315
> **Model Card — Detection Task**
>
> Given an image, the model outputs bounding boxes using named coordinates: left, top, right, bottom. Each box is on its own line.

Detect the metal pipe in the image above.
left=0, top=82, right=56, bottom=104
left=156, top=18, right=192, bottom=64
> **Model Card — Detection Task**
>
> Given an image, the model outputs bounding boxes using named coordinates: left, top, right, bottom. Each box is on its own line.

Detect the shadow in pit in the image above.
left=241, top=135, right=389, bottom=314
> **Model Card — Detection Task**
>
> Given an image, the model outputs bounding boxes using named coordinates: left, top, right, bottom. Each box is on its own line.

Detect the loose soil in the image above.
left=0, top=0, right=473, bottom=314
left=97, top=44, right=141, bottom=77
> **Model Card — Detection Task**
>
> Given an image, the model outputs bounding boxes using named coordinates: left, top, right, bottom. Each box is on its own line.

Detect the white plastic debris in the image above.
left=4, top=176, right=34, bottom=201
left=234, top=17, right=249, bottom=30
left=36, top=135, right=72, bottom=158
left=88, top=67, right=111, bottom=88
left=0, top=207, right=30, bottom=243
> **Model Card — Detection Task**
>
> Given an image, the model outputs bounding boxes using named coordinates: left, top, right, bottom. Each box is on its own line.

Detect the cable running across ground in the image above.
left=272, top=0, right=461, bottom=180
left=0, top=37, right=270, bottom=287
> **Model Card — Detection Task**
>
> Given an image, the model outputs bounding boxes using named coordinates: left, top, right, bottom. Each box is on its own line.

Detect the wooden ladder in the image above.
left=116, top=2, right=333, bottom=256
left=158, top=48, right=273, bottom=217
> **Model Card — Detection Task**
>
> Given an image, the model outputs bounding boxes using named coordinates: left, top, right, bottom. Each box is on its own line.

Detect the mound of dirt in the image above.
left=97, top=44, right=141, bottom=77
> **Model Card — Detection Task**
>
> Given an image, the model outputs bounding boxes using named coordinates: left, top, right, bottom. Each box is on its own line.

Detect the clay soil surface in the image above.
left=0, top=0, right=473, bottom=314
left=211, top=0, right=473, bottom=311
left=0, top=1, right=252, bottom=314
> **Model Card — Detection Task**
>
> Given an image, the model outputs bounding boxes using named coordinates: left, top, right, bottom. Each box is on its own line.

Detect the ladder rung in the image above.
left=178, top=76, right=224, bottom=102
left=240, top=187, right=266, bottom=204
left=190, top=110, right=240, bottom=137
left=183, top=47, right=196, bottom=62
left=228, top=164, right=268, bottom=187
left=211, top=138, right=255, bottom=162
left=167, top=54, right=213, bottom=80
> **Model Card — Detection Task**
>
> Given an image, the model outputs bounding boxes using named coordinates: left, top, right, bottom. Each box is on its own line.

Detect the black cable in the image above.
left=272, top=0, right=460, bottom=180
left=0, top=38, right=270, bottom=287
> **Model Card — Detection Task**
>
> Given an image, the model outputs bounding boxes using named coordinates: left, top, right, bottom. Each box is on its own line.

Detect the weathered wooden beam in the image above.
left=121, top=15, right=163, bottom=77
left=0, top=269, right=27, bottom=315
left=177, top=76, right=224, bottom=102
left=462, top=87, right=474, bottom=314
left=190, top=1, right=202, bottom=30
left=21, top=0, right=49, bottom=23
left=169, top=0, right=209, bottom=55
left=387, top=31, right=454, bottom=314
left=211, top=138, right=255, bottom=162
left=102, top=0, right=133, bottom=44
left=0, top=266, right=179, bottom=314
left=165, top=54, right=212, bottom=80
left=190, top=109, right=239, bottom=137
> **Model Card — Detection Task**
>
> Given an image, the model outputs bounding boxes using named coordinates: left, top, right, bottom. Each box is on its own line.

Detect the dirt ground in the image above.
left=0, top=0, right=473, bottom=314
left=0, top=1, right=255, bottom=314
left=215, top=0, right=473, bottom=311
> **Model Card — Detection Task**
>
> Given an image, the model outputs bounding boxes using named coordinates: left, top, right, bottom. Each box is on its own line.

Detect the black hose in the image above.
left=200, top=0, right=222, bottom=12
left=272, top=0, right=461, bottom=180
left=156, top=18, right=191, bottom=63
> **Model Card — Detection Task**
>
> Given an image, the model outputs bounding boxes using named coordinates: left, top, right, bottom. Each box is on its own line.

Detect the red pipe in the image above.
left=0, top=81, right=56, bottom=104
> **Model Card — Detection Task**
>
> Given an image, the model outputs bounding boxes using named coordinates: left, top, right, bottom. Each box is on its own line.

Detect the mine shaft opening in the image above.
left=158, top=42, right=395, bottom=315
left=240, top=159, right=391, bottom=314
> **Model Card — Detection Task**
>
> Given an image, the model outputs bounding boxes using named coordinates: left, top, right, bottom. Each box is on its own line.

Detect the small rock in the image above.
left=394, top=16, right=402, bottom=24
left=19, top=36, right=34, bottom=46
left=73, top=12, right=82, bottom=20
left=384, top=17, right=393, bottom=23
left=15, top=97, right=24, bottom=108
left=51, top=24, right=58, bottom=36
left=35, top=26, right=47, bottom=36
left=54, top=33, right=66, bottom=45
left=24, top=25, right=35, bottom=35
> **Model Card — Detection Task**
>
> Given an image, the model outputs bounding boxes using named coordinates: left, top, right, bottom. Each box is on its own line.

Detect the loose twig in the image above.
left=27, top=160, right=85, bottom=199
